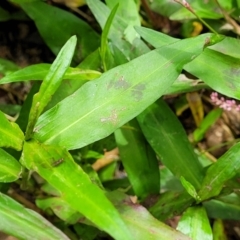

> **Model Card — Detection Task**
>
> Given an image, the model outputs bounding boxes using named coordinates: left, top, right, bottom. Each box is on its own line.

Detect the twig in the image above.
left=214, top=0, right=240, bottom=35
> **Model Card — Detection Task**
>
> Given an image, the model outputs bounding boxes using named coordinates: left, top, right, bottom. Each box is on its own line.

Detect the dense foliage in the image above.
left=0, top=0, right=240, bottom=239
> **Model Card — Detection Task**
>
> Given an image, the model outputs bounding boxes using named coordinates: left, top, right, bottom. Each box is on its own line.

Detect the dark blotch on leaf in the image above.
left=132, top=83, right=145, bottom=101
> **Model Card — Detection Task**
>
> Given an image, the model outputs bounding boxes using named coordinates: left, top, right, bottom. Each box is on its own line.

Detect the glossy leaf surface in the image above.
left=177, top=206, right=212, bottom=240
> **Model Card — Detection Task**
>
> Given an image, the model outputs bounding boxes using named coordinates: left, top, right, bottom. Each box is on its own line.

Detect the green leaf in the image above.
left=135, top=26, right=178, bottom=48
left=180, top=176, right=200, bottom=201
left=25, top=36, right=77, bottom=140
left=149, top=191, right=194, bottom=221
left=185, top=48, right=240, bottom=100
left=106, top=0, right=141, bottom=43
left=177, top=206, right=212, bottom=240
left=0, top=7, right=10, bottom=21
left=0, top=193, right=69, bottom=240
left=0, top=148, right=22, bottom=182
left=165, top=75, right=209, bottom=95
left=209, top=36, right=240, bottom=59
left=36, top=197, right=81, bottom=224
left=20, top=140, right=131, bottom=240
left=0, top=58, right=19, bottom=75
left=100, top=3, right=119, bottom=71
left=0, top=63, right=101, bottom=84
left=115, top=119, right=160, bottom=198
left=106, top=191, right=191, bottom=240
left=204, top=198, right=240, bottom=220
left=19, top=1, right=99, bottom=61
left=198, top=142, right=240, bottom=202
left=213, top=219, right=227, bottom=240
left=0, top=111, right=24, bottom=150
left=138, top=99, right=204, bottom=189
left=34, top=34, right=212, bottom=150
left=87, top=0, right=149, bottom=59
left=170, top=1, right=222, bottom=20
left=193, top=108, right=223, bottom=143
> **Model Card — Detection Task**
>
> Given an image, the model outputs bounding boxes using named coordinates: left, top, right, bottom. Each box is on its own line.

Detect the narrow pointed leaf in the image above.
left=20, top=140, right=132, bottom=240
left=180, top=176, right=200, bottom=201
left=138, top=99, right=204, bottom=189
left=209, top=36, right=240, bottom=59
left=115, top=119, right=160, bottom=198
left=100, top=3, right=119, bottom=71
left=149, top=191, right=194, bottom=221
left=25, top=36, right=77, bottom=139
left=198, top=142, right=240, bottom=201
left=0, top=193, right=69, bottom=240
left=213, top=219, right=227, bottom=240
left=19, top=1, right=99, bottom=61
left=106, top=191, right=191, bottom=240
left=177, top=206, right=212, bottom=240
left=87, top=0, right=149, bottom=59
left=0, top=110, right=24, bottom=150
left=204, top=198, right=240, bottom=220
left=185, top=48, right=240, bottom=100
left=0, top=63, right=101, bottom=84
left=135, top=26, right=178, bottom=48
left=0, top=148, right=22, bottom=182
left=34, top=34, right=212, bottom=150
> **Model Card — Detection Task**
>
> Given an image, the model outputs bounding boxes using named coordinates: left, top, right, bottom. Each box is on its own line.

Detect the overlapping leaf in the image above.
left=0, top=63, right=101, bottom=84
left=138, top=99, right=204, bottom=189
left=198, top=142, right=240, bottom=201
left=177, top=206, right=212, bottom=240
left=0, top=148, right=22, bottom=182
left=20, top=140, right=131, bottom=240
left=0, top=193, right=69, bottom=240
left=18, top=1, right=99, bottom=61
left=115, top=119, right=160, bottom=198
left=0, top=110, right=24, bottom=150
left=33, top=34, right=212, bottom=150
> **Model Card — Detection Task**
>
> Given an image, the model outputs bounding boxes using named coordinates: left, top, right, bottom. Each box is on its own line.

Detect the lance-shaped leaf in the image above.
left=20, top=140, right=131, bottom=240
left=0, top=193, right=69, bottom=240
left=149, top=191, right=194, bottom=221
left=18, top=1, right=99, bottom=61
left=213, top=219, right=227, bottom=240
left=0, top=148, right=22, bottom=182
left=87, top=0, right=149, bottom=59
left=115, top=119, right=160, bottom=198
left=34, top=34, right=212, bottom=150
left=135, top=26, right=178, bottom=48
left=138, top=99, right=204, bottom=189
left=0, top=63, right=101, bottom=84
left=105, top=191, right=191, bottom=240
left=177, top=206, right=212, bottom=240
left=0, top=110, right=24, bottom=150
left=198, top=142, right=240, bottom=202
left=204, top=197, right=240, bottom=220
left=100, top=3, right=119, bottom=71
left=25, top=36, right=77, bottom=140
left=185, top=48, right=240, bottom=100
